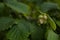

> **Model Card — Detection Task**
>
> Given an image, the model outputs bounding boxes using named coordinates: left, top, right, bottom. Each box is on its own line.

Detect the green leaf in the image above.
left=7, top=19, right=36, bottom=40
left=0, top=3, right=5, bottom=14
left=40, top=2, right=59, bottom=12
left=0, top=3, right=11, bottom=16
left=55, top=20, right=60, bottom=27
left=46, top=29, right=59, bottom=40
left=0, top=17, right=14, bottom=31
left=0, top=3, right=4, bottom=11
left=31, top=25, right=47, bottom=40
left=52, top=0, right=60, bottom=7
left=31, top=27, right=42, bottom=40
left=4, top=0, right=30, bottom=14
left=48, top=15, right=56, bottom=30
left=27, top=0, right=44, bottom=4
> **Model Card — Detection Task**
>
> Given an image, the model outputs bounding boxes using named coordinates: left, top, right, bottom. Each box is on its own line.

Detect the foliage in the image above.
left=0, top=0, right=60, bottom=40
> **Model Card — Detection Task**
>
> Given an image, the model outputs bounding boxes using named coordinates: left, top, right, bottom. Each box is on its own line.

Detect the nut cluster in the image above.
left=38, top=14, right=48, bottom=24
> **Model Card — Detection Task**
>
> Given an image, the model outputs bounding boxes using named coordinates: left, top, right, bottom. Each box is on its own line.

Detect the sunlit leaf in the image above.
left=48, top=15, right=56, bottom=30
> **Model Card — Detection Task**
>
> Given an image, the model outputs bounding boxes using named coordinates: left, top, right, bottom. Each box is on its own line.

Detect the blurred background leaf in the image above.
left=4, top=0, right=31, bottom=14
left=46, top=29, right=59, bottom=40
left=7, top=19, right=36, bottom=40
left=0, top=17, right=14, bottom=31
left=40, top=2, right=59, bottom=12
